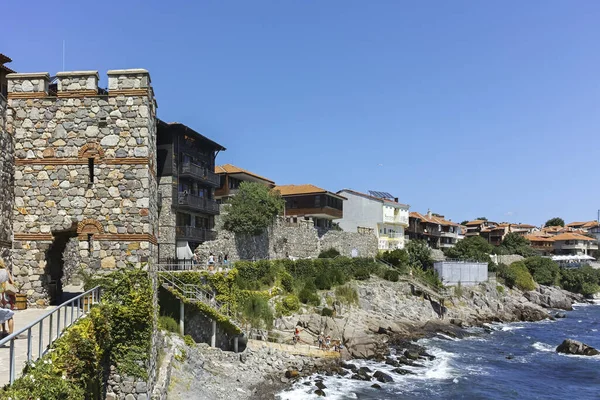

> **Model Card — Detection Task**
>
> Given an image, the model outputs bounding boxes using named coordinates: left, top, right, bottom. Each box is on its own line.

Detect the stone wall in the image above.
left=489, top=254, right=524, bottom=266
left=185, top=305, right=237, bottom=351
left=0, top=93, right=13, bottom=268
left=157, top=175, right=175, bottom=259
left=6, top=70, right=158, bottom=305
left=194, top=217, right=378, bottom=263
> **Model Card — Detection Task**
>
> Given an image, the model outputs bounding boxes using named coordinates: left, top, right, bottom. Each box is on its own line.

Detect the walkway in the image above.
left=247, top=339, right=341, bottom=358
left=0, top=308, right=54, bottom=386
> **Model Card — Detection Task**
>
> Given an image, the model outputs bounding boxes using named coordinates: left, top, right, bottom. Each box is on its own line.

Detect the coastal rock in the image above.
left=315, top=381, right=327, bottom=390
left=373, top=370, right=393, bottom=383
left=525, top=286, right=573, bottom=311
left=554, top=312, right=566, bottom=319
left=371, top=383, right=382, bottom=389
left=392, top=368, right=415, bottom=375
left=314, top=389, right=326, bottom=396
left=556, top=339, right=599, bottom=356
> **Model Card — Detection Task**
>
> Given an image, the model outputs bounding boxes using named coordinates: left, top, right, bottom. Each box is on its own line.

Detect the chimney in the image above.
left=394, top=197, right=399, bottom=203
left=427, top=209, right=432, bottom=218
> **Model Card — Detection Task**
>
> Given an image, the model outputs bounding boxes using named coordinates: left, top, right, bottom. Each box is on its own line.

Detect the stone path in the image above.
left=0, top=305, right=82, bottom=387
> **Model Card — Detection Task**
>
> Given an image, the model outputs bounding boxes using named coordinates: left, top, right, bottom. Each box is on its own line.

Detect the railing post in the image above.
left=49, top=314, right=53, bottom=344
left=39, top=319, right=44, bottom=359
left=211, top=319, right=217, bottom=348
left=56, top=308, right=61, bottom=338
left=71, top=301, right=74, bottom=327
left=63, top=304, right=67, bottom=331
left=179, top=300, right=185, bottom=336
left=27, top=328, right=32, bottom=362
left=9, top=338, right=15, bottom=384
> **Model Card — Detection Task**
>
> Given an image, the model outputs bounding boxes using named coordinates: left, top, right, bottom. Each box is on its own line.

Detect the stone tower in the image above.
left=0, top=90, right=13, bottom=267
left=6, top=69, right=158, bottom=305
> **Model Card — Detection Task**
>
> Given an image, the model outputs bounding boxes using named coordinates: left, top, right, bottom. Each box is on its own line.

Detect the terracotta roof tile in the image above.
left=466, top=220, right=486, bottom=226
left=215, top=164, right=274, bottom=184
left=410, top=211, right=458, bottom=227
left=551, top=232, right=596, bottom=242
left=275, top=184, right=346, bottom=200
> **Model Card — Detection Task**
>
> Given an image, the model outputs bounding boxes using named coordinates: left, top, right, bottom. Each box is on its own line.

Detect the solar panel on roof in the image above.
left=368, top=190, right=394, bottom=199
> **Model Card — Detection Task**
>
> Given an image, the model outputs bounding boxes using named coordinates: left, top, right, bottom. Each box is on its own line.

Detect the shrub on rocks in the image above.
left=276, top=294, right=301, bottom=316
left=499, top=261, right=535, bottom=291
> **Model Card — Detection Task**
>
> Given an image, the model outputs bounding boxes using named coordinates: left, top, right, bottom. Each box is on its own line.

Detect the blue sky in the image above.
left=2, top=1, right=599, bottom=225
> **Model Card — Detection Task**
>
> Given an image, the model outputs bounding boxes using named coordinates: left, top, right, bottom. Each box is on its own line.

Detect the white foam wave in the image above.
left=436, top=332, right=459, bottom=341
left=500, top=326, right=524, bottom=332
left=532, top=342, right=554, bottom=352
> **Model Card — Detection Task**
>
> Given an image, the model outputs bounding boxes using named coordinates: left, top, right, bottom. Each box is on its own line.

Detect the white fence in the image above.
left=434, top=261, right=488, bottom=286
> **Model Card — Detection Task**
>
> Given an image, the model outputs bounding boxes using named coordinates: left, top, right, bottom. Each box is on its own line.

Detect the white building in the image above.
left=336, top=189, right=409, bottom=250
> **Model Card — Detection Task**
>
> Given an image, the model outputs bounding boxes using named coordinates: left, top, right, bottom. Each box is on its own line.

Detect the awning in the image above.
left=176, top=240, right=194, bottom=260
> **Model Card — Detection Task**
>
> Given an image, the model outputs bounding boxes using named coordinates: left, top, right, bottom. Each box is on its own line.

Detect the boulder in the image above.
left=314, top=389, right=326, bottom=396
left=341, top=362, right=357, bottom=372
left=371, top=383, right=382, bottom=389
left=392, top=368, right=415, bottom=375
left=404, top=350, right=420, bottom=360
left=285, top=369, right=300, bottom=378
left=556, top=339, right=599, bottom=356
left=554, top=312, right=567, bottom=319
left=315, top=381, right=327, bottom=390
left=373, top=370, right=394, bottom=383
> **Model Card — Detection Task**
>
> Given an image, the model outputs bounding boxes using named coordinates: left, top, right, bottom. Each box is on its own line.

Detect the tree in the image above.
left=498, top=233, right=536, bottom=257
left=544, top=217, right=565, bottom=227
left=223, top=181, right=285, bottom=235
left=523, top=256, right=560, bottom=286
left=498, top=261, right=535, bottom=291
left=445, top=236, right=493, bottom=263
left=406, top=240, right=433, bottom=270
left=476, top=217, right=488, bottom=221
left=460, top=220, right=469, bottom=226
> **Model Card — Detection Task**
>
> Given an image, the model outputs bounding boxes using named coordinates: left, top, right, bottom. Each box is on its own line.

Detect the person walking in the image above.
left=0, top=262, right=16, bottom=339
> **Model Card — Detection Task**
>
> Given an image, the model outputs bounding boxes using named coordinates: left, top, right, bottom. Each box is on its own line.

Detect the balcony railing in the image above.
left=177, top=193, right=220, bottom=214
left=179, top=162, right=220, bottom=187
left=175, top=226, right=217, bottom=242
left=383, top=215, right=409, bottom=225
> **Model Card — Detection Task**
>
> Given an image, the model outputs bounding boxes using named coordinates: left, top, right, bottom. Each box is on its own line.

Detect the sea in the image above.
left=277, top=302, right=600, bottom=400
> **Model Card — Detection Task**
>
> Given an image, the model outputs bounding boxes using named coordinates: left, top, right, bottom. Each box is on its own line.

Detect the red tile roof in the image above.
left=410, top=211, right=458, bottom=227
left=215, top=164, right=274, bottom=184
left=275, top=184, right=347, bottom=200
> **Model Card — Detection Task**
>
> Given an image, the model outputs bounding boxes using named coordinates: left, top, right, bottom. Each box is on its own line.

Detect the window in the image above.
left=88, top=158, right=94, bottom=187
left=315, top=195, right=321, bottom=208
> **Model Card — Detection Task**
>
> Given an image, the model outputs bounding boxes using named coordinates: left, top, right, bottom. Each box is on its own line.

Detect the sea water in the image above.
left=277, top=302, right=600, bottom=399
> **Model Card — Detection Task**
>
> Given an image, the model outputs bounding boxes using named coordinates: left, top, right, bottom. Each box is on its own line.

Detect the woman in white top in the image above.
left=0, top=262, right=15, bottom=338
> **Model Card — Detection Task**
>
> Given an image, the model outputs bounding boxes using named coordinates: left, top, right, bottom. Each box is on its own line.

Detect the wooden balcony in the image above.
left=177, top=193, right=220, bottom=215
left=179, top=162, right=220, bottom=187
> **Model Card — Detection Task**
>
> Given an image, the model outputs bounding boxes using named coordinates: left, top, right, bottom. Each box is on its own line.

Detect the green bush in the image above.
left=318, top=248, right=341, bottom=258
left=279, top=270, right=294, bottom=293
left=379, top=249, right=409, bottom=269
left=159, top=316, right=179, bottom=334
left=500, top=261, right=535, bottom=291
left=239, top=294, right=274, bottom=330
left=454, top=282, right=464, bottom=298
left=523, top=256, right=560, bottom=286
left=560, top=266, right=600, bottom=295
left=335, top=285, right=359, bottom=305
left=275, top=294, right=301, bottom=316
left=184, top=335, right=195, bottom=347
left=321, top=307, right=334, bottom=317
left=353, top=267, right=371, bottom=281
left=383, top=269, right=399, bottom=282
left=298, top=280, right=320, bottom=306
left=315, top=272, right=332, bottom=290
left=496, top=285, right=505, bottom=294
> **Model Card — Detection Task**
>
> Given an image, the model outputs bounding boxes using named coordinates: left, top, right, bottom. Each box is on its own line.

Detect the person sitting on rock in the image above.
left=325, top=335, right=331, bottom=350
left=293, top=326, right=302, bottom=344
left=318, top=332, right=324, bottom=349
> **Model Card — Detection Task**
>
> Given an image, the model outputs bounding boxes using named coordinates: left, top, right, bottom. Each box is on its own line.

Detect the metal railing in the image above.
left=157, top=265, right=242, bottom=331
left=0, top=286, right=101, bottom=385
left=179, top=162, right=220, bottom=186
left=175, top=226, right=217, bottom=241
left=177, top=193, right=220, bottom=214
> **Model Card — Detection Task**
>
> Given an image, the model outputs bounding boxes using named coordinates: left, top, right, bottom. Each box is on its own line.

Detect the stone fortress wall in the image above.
left=195, top=216, right=378, bottom=263
left=0, top=93, right=13, bottom=267
left=6, top=69, right=159, bottom=305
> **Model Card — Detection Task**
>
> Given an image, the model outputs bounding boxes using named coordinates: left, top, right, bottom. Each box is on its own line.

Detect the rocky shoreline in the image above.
left=166, top=276, right=591, bottom=399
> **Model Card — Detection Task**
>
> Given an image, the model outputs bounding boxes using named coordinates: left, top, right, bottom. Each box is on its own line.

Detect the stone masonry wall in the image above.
left=157, top=175, right=176, bottom=259
left=7, top=70, right=158, bottom=305
left=0, top=93, right=14, bottom=268
left=194, top=217, right=378, bottom=263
